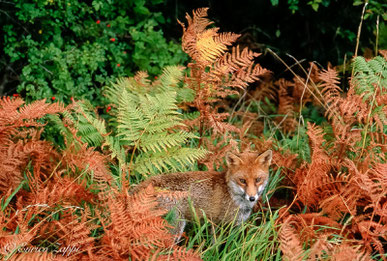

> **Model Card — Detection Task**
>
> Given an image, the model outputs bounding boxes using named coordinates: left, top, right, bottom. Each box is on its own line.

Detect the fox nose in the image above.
left=249, top=196, right=256, bottom=202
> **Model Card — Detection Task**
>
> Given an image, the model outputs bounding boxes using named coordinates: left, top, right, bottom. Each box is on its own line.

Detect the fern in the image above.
left=352, top=55, right=387, bottom=134
left=176, top=8, right=271, bottom=168
left=0, top=95, right=201, bottom=260
left=280, top=56, right=387, bottom=259
left=278, top=217, right=304, bottom=261
left=134, top=147, right=207, bottom=175
left=95, top=184, right=202, bottom=260
left=60, top=66, right=207, bottom=177
left=116, top=89, right=183, bottom=144
left=110, top=69, right=207, bottom=176
left=353, top=56, right=386, bottom=98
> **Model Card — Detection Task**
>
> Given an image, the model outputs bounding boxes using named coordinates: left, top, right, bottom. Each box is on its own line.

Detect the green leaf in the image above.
left=2, top=180, right=26, bottom=211
left=311, top=3, right=319, bottom=11
left=353, top=1, right=364, bottom=6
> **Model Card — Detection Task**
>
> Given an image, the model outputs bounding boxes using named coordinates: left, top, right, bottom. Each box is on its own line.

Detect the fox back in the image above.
left=131, top=150, right=272, bottom=235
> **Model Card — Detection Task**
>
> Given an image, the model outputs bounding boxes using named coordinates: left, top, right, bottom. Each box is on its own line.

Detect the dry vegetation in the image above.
left=0, top=8, right=385, bottom=261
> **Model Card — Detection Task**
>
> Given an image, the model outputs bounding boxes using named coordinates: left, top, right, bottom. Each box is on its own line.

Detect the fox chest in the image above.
left=237, top=207, right=252, bottom=223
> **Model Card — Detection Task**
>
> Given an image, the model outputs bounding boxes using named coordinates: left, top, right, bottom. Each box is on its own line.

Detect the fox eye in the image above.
left=255, top=178, right=262, bottom=183
left=239, top=179, right=246, bottom=184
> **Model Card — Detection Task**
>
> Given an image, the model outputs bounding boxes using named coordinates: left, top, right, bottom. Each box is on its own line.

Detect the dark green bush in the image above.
left=1, top=0, right=187, bottom=104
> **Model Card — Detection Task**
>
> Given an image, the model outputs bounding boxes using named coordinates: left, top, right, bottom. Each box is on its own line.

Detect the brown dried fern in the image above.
left=96, top=184, right=201, bottom=261
left=0, top=96, right=200, bottom=261
left=279, top=216, right=304, bottom=261
left=179, top=7, right=270, bottom=149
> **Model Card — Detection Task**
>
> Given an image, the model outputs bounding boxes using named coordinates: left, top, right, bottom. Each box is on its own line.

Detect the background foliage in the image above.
left=165, top=0, right=386, bottom=70
left=1, top=0, right=187, bottom=104
left=2, top=0, right=385, bottom=104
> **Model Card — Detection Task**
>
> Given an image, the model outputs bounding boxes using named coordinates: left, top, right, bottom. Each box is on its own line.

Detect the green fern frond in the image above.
left=176, top=87, right=196, bottom=103
left=116, top=89, right=183, bottom=143
left=139, top=131, right=198, bottom=153
left=46, top=114, right=68, bottom=134
left=156, top=66, right=195, bottom=102
left=157, top=66, right=185, bottom=91
left=48, top=65, right=207, bottom=177
left=104, top=65, right=208, bottom=176
left=76, top=102, right=106, bottom=147
left=181, top=111, right=200, bottom=121
left=105, top=77, right=138, bottom=103
left=73, top=102, right=126, bottom=166
left=103, top=135, right=127, bottom=164
left=353, top=56, right=387, bottom=97
left=45, top=114, right=76, bottom=147
left=134, top=147, right=207, bottom=175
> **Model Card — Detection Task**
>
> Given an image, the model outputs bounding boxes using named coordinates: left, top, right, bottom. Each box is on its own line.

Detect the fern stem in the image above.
left=42, top=159, right=63, bottom=185
left=357, top=82, right=378, bottom=163
left=128, top=116, right=155, bottom=177
left=228, top=89, right=247, bottom=122
left=198, top=119, right=204, bottom=147
left=267, top=49, right=342, bottom=122
left=296, top=65, right=312, bottom=148
left=375, top=15, right=380, bottom=55
left=352, top=1, right=368, bottom=78
left=277, top=194, right=298, bottom=222
left=338, top=215, right=353, bottom=241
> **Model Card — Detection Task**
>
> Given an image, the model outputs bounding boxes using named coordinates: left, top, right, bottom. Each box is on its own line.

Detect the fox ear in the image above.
left=255, top=150, right=272, bottom=167
left=226, top=153, right=243, bottom=166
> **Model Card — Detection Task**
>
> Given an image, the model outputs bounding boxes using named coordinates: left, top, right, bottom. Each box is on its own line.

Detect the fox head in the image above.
left=226, top=150, right=272, bottom=205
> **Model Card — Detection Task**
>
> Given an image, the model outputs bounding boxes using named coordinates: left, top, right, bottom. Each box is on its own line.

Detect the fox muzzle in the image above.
left=245, top=194, right=258, bottom=202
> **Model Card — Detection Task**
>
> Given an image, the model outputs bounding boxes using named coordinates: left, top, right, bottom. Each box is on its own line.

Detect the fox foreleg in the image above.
left=173, top=219, right=186, bottom=243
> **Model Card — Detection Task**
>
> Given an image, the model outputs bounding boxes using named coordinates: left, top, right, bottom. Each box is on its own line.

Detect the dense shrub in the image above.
left=1, top=0, right=187, bottom=104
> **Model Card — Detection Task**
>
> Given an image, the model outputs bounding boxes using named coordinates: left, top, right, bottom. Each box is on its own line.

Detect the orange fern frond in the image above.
left=26, top=177, right=95, bottom=208
left=306, top=122, right=325, bottom=154
left=180, top=8, right=239, bottom=66
left=318, top=67, right=342, bottom=107
left=0, top=234, right=33, bottom=256
left=296, top=124, right=336, bottom=208
left=249, top=78, right=277, bottom=102
left=198, top=136, right=238, bottom=170
left=96, top=184, right=188, bottom=260
left=369, top=163, right=387, bottom=190
left=62, top=143, right=113, bottom=195
left=0, top=139, right=59, bottom=195
left=275, top=80, right=297, bottom=133
left=209, top=45, right=269, bottom=89
left=179, top=8, right=270, bottom=142
left=353, top=219, right=386, bottom=257
left=330, top=244, right=372, bottom=261
left=0, top=98, right=64, bottom=126
left=52, top=209, right=97, bottom=259
left=0, top=96, right=25, bottom=123
left=283, top=213, right=341, bottom=247
left=279, top=216, right=304, bottom=261
left=8, top=252, right=68, bottom=261
left=308, top=235, right=332, bottom=260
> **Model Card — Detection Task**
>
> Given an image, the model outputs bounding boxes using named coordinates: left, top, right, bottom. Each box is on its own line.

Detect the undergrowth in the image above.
left=0, top=7, right=386, bottom=261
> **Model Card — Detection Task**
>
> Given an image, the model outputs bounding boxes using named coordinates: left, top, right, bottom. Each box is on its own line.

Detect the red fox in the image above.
left=131, top=150, right=272, bottom=237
